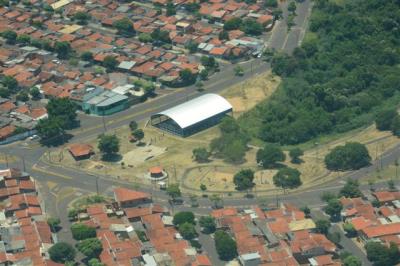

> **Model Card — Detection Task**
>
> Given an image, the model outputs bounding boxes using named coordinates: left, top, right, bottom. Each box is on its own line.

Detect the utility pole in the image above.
left=95, top=176, right=99, bottom=195
left=22, top=156, right=26, bottom=172
left=5, top=154, right=8, bottom=168
left=102, top=110, right=107, bottom=132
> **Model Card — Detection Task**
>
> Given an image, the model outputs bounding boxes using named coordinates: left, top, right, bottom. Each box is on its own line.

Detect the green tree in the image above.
left=178, top=222, right=197, bottom=240
left=166, top=183, right=181, bottom=202
left=113, top=17, right=135, bottom=36
left=343, top=255, right=362, bottom=266
left=375, top=109, right=398, bottom=131
left=97, top=134, right=120, bottom=159
left=265, top=0, right=278, bottom=7
left=256, top=144, right=285, bottom=168
left=300, top=206, right=311, bottom=217
left=129, top=120, right=138, bottom=131
left=324, top=198, right=343, bottom=220
left=30, top=86, right=41, bottom=100
left=88, top=258, right=106, bottom=266
left=73, top=11, right=91, bottom=25
left=199, top=69, right=208, bottom=80
left=223, top=17, right=242, bottom=31
left=47, top=217, right=61, bottom=232
left=210, top=194, right=223, bottom=209
left=166, top=0, right=176, bottom=16
left=49, top=242, right=76, bottom=263
left=273, top=167, right=302, bottom=191
left=240, top=18, right=263, bottom=35
left=151, top=28, right=171, bottom=44
left=199, top=216, right=216, bottom=234
left=179, top=68, right=196, bottom=85
left=173, top=211, right=195, bottom=226
left=16, top=91, right=29, bottom=102
left=214, top=230, right=237, bottom=261
left=325, top=142, right=371, bottom=171
left=103, top=55, right=118, bottom=72
left=76, top=238, right=103, bottom=259
left=321, top=191, right=337, bottom=202
left=192, top=147, right=210, bottom=163
left=365, top=241, right=400, bottom=266
left=71, top=223, right=96, bottom=240
left=288, top=1, right=297, bottom=14
left=289, top=148, right=303, bottom=164
left=343, top=222, right=357, bottom=237
left=132, top=129, right=144, bottom=144
left=233, top=169, right=255, bottom=191
left=138, top=33, right=153, bottom=43
left=81, top=51, right=93, bottom=61
left=200, top=183, right=207, bottom=193
left=218, top=30, right=229, bottom=41
left=233, top=65, right=244, bottom=76
left=54, top=41, right=71, bottom=59
left=16, top=34, right=30, bottom=45
left=2, top=30, right=17, bottom=44
left=47, top=98, right=77, bottom=129
left=2, top=76, right=18, bottom=91
left=339, top=179, right=363, bottom=198
left=390, top=115, right=400, bottom=136
left=315, top=219, right=330, bottom=235
left=36, top=118, right=65, bottom=144
left=185, top=40, right=198, bottom=53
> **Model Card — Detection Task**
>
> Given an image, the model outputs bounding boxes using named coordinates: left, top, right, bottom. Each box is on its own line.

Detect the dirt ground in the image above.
left=221, top=71, right=280, bottom=117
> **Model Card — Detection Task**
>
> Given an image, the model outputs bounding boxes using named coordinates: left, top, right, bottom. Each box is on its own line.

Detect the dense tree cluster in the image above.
left=233, top=169, right=255, bottom=191
left=214, top=230, right=238, bottom=261
left=324, top=142, right=371, bottom=171
left=365, top=241, right=400, bottom=266
left=239, top=0, right=400, bottom=145
left=273, top=167, right=302, bottom=191
left=223, top=17, right=264, bottom=36
left=210, top=117, right=249, bottom=163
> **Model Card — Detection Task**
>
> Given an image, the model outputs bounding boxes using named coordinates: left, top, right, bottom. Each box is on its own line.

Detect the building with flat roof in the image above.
left=82, top=89, right=129, bottom=116
left=150, top=93, right=232, bottom=137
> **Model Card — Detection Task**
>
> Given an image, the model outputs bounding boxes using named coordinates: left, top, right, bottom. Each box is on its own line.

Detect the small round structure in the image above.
left=146, top=166, right=168, bottom=181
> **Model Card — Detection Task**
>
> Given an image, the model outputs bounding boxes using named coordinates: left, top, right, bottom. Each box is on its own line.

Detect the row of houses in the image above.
left=210, top=204, right=341, bottom=266
left=341, top=190, right=400, bottom=246
left=0, top=168, right=59, bottom=266
left=73, top=187, right=212, bottom=266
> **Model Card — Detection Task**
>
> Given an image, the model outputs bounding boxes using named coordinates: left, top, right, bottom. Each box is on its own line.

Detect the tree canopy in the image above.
left=46, top=98, right=77, bottom=129
left=76, top=238, right=103, bottom=259
left=192, top=147, right=210, bottom=163
left=324, top=198, right=343, bottom=221
left=113, top=17, right=135, bottom=36
left=173, top=211, right=195, bottom=226
left=49, top=242, right=76, bottom=263
left=256, top=144, right=285, bottom=169
left=166, top=183, right=181, bottom=201
left=199, top=216, right=216, bottom=234
left=273, top=167, right=302, bottom=190
left=339, top=179, right=363, bottom=198
left=214, top=230, right=238, bottom=261
left=238, top=0, right=400, bottom=145
left=233, top=169, right=255, bottom=191
left=365, top=241, right=400, bottom=266
left=178, top=222, right=197, bottom=240
left=210, top=117, right=249, bottom=163
left=97, top=134, right=120, bottom=158
left=324, top=142, right=371, bottom=171
left=71, top=223, right=96, bottom=240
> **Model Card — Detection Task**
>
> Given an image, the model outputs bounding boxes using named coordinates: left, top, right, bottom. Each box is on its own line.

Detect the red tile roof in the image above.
left=114, top=188, right=150, bottom=203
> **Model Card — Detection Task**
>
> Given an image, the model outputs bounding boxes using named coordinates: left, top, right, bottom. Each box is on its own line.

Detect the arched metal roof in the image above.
left=152, top=93, right=232, bottom=129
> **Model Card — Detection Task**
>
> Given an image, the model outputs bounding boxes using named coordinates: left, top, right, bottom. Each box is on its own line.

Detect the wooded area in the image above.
left=240, top=0, right=400, bottom=145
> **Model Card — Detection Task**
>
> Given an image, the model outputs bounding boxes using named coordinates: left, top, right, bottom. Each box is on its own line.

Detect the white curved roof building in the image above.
left=150, top=93, right=233, bottom=137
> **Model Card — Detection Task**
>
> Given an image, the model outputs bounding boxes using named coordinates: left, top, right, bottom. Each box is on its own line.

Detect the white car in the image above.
left=29, top=135, right=39, bottom=140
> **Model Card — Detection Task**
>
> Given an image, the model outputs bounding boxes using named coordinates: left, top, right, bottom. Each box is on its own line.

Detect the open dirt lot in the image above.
left=221, top=71, right=280, bottom=117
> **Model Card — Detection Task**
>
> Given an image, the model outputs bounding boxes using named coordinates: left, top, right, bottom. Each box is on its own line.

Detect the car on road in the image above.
left=28, top=135, right=39, bottom=141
